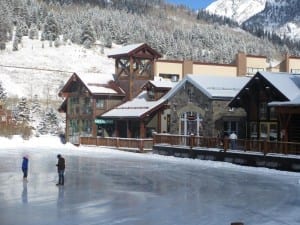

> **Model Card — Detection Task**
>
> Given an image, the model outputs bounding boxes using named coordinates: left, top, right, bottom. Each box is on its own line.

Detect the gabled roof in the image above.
left=258, top=72, right=300, bottom=101
left=100, top=75, right=248, bottom=119
left=107, top=43, right=162, bottom=59
left=164, top=74, right=250, bottom=100
left=229, top=71, right=300, bottom=108
left=259, top=72, right=300, bottom=107
left=59, top=73, right=125, bottom=96
left=100, top=91, right=166, bottom=119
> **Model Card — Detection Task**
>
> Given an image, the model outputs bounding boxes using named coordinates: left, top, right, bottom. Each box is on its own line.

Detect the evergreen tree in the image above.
left=38, top=108, right=60, bottom=135
left=80, top=23, right=96, bottom=49
left=42, top=12, right=59, bottom=41
left=28, top=23, right=38, bottom=39
left=16, top=97, right=30, bottom=124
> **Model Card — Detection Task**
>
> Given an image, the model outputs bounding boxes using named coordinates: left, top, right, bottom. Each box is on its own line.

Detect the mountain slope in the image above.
left=206, top=0, right=267, bottom=24
left=0, top=36, right=114, bottom=101
left=243, top=0, right=300, bottom=40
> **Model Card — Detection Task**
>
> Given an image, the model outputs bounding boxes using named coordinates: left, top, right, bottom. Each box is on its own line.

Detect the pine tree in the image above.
left=80, top=23, right=96, bottom=48
left=37, top=108, right=60, bottom=135
left=16, top=97, right=30, bottom=124
left=42, top=12, right=59, bottom=41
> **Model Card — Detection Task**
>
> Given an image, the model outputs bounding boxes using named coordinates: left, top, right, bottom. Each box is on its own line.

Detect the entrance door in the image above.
left=180, top=112, right=203, bottom=136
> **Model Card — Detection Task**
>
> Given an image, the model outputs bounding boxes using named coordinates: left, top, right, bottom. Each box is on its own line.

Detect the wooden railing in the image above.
left=153, top=134, right=300, bottom=155
left=80, top=134, right=300, bottom=155
left=80, top=137, right=153, bottom=152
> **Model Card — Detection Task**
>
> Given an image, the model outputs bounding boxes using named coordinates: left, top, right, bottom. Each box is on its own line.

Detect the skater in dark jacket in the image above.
left=22, top=156, right=29, bottom=181
left=56, top=154, right=65, bottom=186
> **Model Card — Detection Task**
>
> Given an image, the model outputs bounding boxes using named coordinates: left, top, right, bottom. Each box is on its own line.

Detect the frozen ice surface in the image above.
left=0, top=136, right=300, bottom=225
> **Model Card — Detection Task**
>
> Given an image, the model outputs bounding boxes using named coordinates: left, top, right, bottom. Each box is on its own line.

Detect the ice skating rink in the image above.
left=0, top=138, right=300, bottom=225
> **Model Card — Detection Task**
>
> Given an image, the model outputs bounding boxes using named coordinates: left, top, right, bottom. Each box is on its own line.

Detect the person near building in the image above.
left=56, top=154, right=65, bottom=186
left=229, top=131, right=238, bottom=150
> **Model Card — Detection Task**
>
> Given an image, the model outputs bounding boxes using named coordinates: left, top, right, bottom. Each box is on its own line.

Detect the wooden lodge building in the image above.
left=58, top=72, right=125, bottom=144
left=58, top=43, right=300, bottom=144
left=229, top=71, right=300, bottom=142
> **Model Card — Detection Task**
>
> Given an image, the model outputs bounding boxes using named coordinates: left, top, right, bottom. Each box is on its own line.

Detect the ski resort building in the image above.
left=229, top=71, right=300, bottom=142
left=58, top=43, right=300, bottom=144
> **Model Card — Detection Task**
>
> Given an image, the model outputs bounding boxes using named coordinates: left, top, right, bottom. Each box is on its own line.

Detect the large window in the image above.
left=291, top=69, right=300, bottom=74
left=96, top=98, right=105, bottom=109
left=68, top=97, right=79, bottom=115
left=81, top=119, right=92, bottom=136
left=69, top=119, right=79, bottom=134
left=180, top=112, right=203, bottom=136
left=260, top=122, right=278, bottom=140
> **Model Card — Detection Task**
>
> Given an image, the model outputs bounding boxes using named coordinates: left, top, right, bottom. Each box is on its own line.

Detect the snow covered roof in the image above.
left=61, top=73, right=125, bottom=96
left=101, top=91, right=166, bottom=118
left=77, top=73, right=119, bottom=94
left=259, top=71, right=300, bottom=101
left=107, top=43, right=145, bottom=57
left=164, top=74, right=250, bottom=100
left=260, top=72, right=300, bottom=107
left=268, top=96, right=300, bottom=107
left=147, top=79, right=178, bottom=89
left=107, top=43, right=162, bottom=58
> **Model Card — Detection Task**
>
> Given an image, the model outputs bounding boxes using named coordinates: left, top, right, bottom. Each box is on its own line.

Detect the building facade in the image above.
left=164, top=75, right=249, bottom=138
left=154, top=52, right=300, bottom=80
left=229, top=71, right=300, bottom=142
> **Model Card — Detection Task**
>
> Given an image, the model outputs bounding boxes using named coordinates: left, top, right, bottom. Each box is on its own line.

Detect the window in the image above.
left=224, top=121, right=239, bottom=136
left=148, top=89, right=155, bottom=100
left=70, top=97, right=79, bottom=105
left=82, top=119, right=92, bottom=135
left=96, top=98, right=105, bottom=109
left=159, top=73, right=179, bottom=82
left=269, top=107, right=277, bottom=120
left=69, top=119, right=79, bottom=134
left=180, top=112, right=203, bottom=136
left=259, top=102, right=267, bottom=120
left=247, top=67, right=264, bottom=76
left=260, top=122, right=278, bottom=140
left=291, top=69, right=300, bottom=74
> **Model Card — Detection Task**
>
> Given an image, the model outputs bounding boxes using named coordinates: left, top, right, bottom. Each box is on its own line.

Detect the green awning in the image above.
left=95, top=119, right=114, bottom=125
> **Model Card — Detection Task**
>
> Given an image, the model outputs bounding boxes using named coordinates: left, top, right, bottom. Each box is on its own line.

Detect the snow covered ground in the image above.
left=0, top=136, right=300, bottom=225
left=0, top=36, right=115, bottom=100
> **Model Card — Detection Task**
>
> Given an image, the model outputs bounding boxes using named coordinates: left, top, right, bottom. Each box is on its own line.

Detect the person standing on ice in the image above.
left=56, top=154, right=65, bottom=186
left=22, top=156, right=29, bottom=181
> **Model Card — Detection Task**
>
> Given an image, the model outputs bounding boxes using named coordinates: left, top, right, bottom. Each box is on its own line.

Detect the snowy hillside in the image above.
left=243, top=0, right=300, bottom=40
left=206, top=0, right=267, bottom=24
left=0, top=37, right=115, bottom=101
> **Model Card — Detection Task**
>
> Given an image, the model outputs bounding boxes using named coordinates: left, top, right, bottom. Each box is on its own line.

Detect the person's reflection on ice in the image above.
left=22, top=181, right=28, bottom=204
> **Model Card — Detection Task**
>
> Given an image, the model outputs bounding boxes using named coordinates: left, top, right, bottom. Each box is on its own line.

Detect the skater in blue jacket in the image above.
left=22, top=156, right=29, bottom=181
